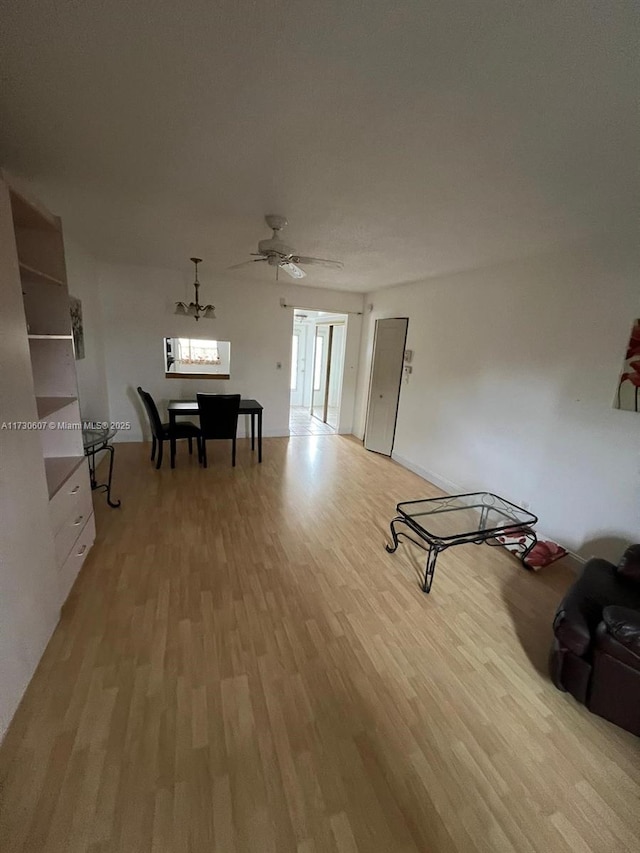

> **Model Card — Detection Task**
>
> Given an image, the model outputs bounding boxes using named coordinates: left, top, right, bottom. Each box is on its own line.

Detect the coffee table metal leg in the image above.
left=385, top=517, right=403, bottom=553
left=422, top=545, right=439, bottom=593
left=387, top=517, right=440, bottom=593
left=86, top=442, right=121, bottom=509
left=519, top=529, right=538, bottom=566
left=88, top=446, right=97, bottom=488
left=104, top=444, right=122, bottom=508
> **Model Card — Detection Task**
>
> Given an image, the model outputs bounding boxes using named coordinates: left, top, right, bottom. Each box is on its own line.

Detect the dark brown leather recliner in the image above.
left=550, top=544, right=640, bottom=736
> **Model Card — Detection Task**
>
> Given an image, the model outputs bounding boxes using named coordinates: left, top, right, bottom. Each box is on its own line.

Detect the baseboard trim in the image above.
left=391, top=452, right=462, bottom=495
left=561, top=549, right=586, bottom=573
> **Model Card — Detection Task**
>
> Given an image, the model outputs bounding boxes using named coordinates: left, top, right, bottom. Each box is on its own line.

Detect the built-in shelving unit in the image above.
left=35, top=396, right=78, bottom=419
left=22, top=269, right=74, bottom=336
left=0, top=170, right=99, bottom=739
left=9, top=187, right=59, bottom=231
left=2, top=170, right=95, bottom=606
left=44, top=456, right=86, bottom=500
left=19, top=261, right=65, bottom=287
left=28, top=334, right=73, bottom=340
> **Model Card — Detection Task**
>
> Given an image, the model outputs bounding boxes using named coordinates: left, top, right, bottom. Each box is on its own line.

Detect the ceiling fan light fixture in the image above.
left=227, top=215, right=343, bottom=280
left=280, top=261, right=306, bottom=279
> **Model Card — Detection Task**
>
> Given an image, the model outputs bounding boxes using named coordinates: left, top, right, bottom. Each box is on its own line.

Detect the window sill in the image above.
left=166, top=373, right=230, bottom=380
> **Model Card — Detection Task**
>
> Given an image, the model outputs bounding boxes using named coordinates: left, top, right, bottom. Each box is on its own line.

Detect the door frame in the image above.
left=288, top=309, right=349, bottom=431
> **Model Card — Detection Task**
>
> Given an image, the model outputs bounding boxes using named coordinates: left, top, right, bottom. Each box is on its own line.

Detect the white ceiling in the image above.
left=1, top=1, right=637, bottom=292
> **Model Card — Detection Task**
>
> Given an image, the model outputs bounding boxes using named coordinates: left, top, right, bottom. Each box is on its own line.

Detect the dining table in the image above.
left=167, top=398, right=263, bottom=468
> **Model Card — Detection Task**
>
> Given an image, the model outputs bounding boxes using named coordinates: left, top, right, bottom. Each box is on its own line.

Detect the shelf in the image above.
left=36, top=396, right=78, bottom=419
left=28, top=334, right=73, bottom=340
left=19, top=262, right=65, bottom=287
left=44, top=456, right=85, bottom=500
left=9, top=187, right=60, bottom=232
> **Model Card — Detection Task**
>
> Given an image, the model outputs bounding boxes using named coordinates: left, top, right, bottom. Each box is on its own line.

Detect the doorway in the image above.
left=289, top=310, right=348, bottom=435
left=364, top=317, right=408, bottom=455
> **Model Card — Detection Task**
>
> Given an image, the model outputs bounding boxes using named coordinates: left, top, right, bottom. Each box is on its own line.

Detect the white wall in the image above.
left=354, top=235, right=640, bottom=562
left=64, top=238, right=110, bottom=421
left=97, top=262, right=364, bottom=441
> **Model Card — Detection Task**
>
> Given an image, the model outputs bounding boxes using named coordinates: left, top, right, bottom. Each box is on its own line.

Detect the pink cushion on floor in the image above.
left=523, top=540, right=567, bottom=570
left=496, top=535, right=567, bottom=571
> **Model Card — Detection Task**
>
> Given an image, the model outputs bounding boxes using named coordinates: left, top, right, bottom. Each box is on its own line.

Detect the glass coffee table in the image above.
left=82, top=426, right=121, bottom=508
left=386, top=492, right=538, bottom=593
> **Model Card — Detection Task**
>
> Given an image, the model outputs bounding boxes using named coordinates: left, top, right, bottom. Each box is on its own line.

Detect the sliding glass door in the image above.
left=310, top=322, right=346, bottom=426
left=325, top=324, right=344, bottom=428
left=311, top=325, right=329, bottom=421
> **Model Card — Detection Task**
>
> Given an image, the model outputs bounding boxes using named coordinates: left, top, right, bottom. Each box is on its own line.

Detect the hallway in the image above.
left=289, top=405, right=337, bottom=436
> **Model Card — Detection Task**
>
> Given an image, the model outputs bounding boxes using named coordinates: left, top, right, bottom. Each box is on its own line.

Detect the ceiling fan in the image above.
left=228, top=215, right=343, bottom=280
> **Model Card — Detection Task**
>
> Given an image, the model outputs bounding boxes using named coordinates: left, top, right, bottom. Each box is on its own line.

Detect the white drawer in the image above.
left=54, top=509, right=86, bottom=567
left=54, top=481, right=94, bottom=568
left=49, top=462, right=92, bottom=534
left=53, top=494, right=93, bottom=566
left=59, top=513, right=95, bottom=604
left=76, top=485, right=94, bottom=532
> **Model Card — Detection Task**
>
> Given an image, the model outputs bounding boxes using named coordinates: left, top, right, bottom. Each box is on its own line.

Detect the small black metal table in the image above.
left=167, top=399, right=263, bottom=469
left=386, top=492, right=538, bottom=593
left=82, top=426, right=122, bottom=508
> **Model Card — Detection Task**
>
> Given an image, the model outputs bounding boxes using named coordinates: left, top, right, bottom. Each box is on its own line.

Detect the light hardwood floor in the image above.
left=1, top=436, right=639, bottom=852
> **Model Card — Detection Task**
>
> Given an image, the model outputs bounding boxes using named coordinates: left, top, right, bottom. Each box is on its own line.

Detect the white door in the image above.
left=364, top=318, right=408, bottom=455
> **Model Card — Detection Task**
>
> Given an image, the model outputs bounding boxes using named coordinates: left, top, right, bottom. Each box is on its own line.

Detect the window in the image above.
left=164, top=337, right=231, bottom=378
left=176, top=338, right=220, bottom=366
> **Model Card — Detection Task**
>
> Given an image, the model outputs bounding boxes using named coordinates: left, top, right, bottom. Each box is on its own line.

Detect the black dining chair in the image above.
left=137, top=386, right=201, bottom=469
left=196, top=393, right=241, bottom=468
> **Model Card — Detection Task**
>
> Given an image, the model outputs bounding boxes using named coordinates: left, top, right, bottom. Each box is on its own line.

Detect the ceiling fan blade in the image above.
left=280, top=261, right=306, bottom=280
left=292, top=256, right=343, bottom=270
left=227, top=258, right=267, bottom=270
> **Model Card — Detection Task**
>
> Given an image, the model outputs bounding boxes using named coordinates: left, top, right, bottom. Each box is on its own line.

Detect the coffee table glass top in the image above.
left=82, top=426, right=118, bottom=451
left=396, top=492, right=537, bottom=541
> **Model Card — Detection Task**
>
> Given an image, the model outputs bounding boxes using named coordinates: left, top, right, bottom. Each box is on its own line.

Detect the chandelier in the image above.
left=175, top=257, right=216, bottom=321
